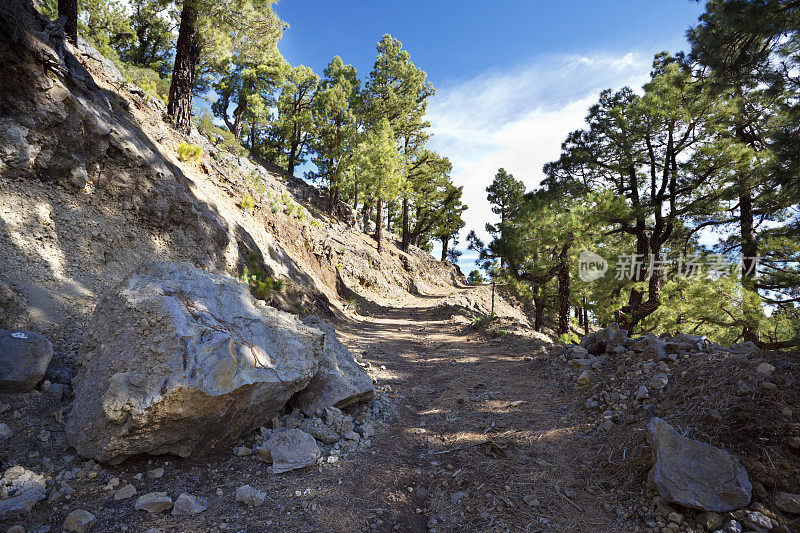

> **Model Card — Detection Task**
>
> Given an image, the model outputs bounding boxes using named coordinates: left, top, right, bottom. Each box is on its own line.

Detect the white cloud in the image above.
left=427, top=52, right=654, bottom=265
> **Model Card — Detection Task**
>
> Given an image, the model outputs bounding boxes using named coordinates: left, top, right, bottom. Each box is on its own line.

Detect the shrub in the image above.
left=241, top=254, right=284, bottom=300
left=249, top=170, right=266, bottom=194
left=177, top=142, right=202, bottom=163
left=125, top=65, right=169, bottom=103
left=197, top=110, right=245, bottom=156
left=240, top=193, right=256, bottom=211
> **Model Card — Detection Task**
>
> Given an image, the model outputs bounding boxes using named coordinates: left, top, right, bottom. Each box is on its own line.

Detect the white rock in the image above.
left=171, top=492, right=207, bottom=516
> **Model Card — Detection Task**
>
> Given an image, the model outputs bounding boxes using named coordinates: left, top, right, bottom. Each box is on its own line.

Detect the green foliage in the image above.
left=241, top=254, right=284, bottom=300
left=467, top=270, right=484, bottom=285
left=125, top=66, right=169, bottom=103
left=248, top=170, right=266, bottom=194
left=344, top=298, right=360, bottom=314
left=240, top=193, right=256, bottom=211
left=197, top=110, right=245, bottom=156
left=176, top=142, right=202, bottom=163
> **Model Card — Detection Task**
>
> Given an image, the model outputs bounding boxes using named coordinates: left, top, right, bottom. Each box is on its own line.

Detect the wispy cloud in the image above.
left=427, top=52, right=653, bottom=254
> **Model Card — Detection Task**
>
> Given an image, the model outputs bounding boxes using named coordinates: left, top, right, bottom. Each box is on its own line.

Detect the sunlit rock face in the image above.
left=66, top=261, right=324, bottom=464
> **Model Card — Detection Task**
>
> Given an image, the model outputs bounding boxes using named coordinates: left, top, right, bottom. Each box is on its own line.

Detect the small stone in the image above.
left=37, top=430, right=50, bottom=442
left=755, top=362, right=775, bottom=376
left=232, top=446, right=251, bottom=457
left=343, top=430, right=360, bottom=442
left=62, top=510, right=96, bottom=533
left=114, top=484, right=136, bottom=500
left=576, top=371, right=591, bottom=386
left=523, top=494, right=540, bottom=507
left=636, top=385, right=650, bottom=400
left=667, top=511, right=683, bottom=524
left=696, top=511, right=722, bottom=530
left=135, top=492, right=173, bottom=513
left=782, top=407, right=793, bottom=417
left=759, top=381, right=777, bottom=391
left=723, top=519, right=743, bottom=533
left=146, top=467, right=164, bottom=479
left=0, top=424, right=13, bottom=439
left=743, top=510, right=772, bottom=531
left=235, top=485, right=265, bottom=506
left=171, top=493, right=207, bottom=516
left=7, top=526, right=25, bottom=533
left=775, top=492, right=800, bottom=515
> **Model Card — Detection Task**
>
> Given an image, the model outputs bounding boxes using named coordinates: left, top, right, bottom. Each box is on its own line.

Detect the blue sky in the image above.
left=273, top=0, right=706, bottom=272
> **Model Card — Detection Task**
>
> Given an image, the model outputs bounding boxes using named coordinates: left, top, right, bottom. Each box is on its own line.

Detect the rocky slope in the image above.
left=0, top=4, right=464, bottom=374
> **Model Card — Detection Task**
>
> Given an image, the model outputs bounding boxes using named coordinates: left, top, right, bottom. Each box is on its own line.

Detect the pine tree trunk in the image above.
left=58, top=0, right=77, bottom=43
left=557, top=261, right=570, bottom=334
left=374, top=196, right=384, bottom=254
left=167, top=0, right=199, bottom=135
left=583, top=297, right=589, bottom=335
left=740, top=183, right=761, bottom=342
left=440, top=236, right=449, bottom=262
left=400, top=197, right=410, bottom=252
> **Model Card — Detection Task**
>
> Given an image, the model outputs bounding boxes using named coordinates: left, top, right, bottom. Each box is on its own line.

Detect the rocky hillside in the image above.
left=0, top=6, right=464, bottom=372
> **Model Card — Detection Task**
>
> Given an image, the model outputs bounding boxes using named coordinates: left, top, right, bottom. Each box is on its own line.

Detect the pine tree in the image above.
left=309, top=57, right=360, bottom=214
left=357, top=118, right=403, bottom=254
left=271, top=66, right=320, bottom=176
left=168, top=0, right=285, bottom=134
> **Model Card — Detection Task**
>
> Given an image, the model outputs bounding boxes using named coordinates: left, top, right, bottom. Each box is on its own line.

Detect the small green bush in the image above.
left=177, top=142, right=202, bottom=163
left=241, top=254, right=284, bottom=300
left=125, top=65, right=169, bottom=103
left=249, top=170, right=266, bottom=194
left=241, top=193, right=256, bottom=211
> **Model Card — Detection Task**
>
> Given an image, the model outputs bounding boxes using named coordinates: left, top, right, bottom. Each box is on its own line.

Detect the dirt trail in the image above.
left=304, top=285, right=624, bottom=532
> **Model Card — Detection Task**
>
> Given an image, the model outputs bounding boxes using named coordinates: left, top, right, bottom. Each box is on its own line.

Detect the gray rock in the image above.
left=259, top=428, right=320, bottom=473
left=291, top=316, right=374, bottom=415
left=775, top=492, right=800, bottom=515
left=62, top=509, right=96, bottom=532
left=298, top=417, right=339, bottom=445
left=135, top=492, right=173, bottom=513
left=0, top=330, right=52, bottom=392
left=171, top=493, right=207, bottom=516
left=727, top=341, right=758, bottom=355
left=630, top=334, right=667, bottom=360
left=66, top=262, right=324, bottom=463
left=723, top=520, right=743, bottom=533
left=636, top=385, right=650, bottom=400
left=114, top=484, right=136, bottom=500
left=647, top=418, right=751, bottom=512
left=743, top=510, right=772, bottom=531
left=596, top=322, right=628, bottom=351
left=0, top=424, right=12, bottom=439
left=235, top=485, right=265, bottom=506
left=0, top=490, right=45, bottom=520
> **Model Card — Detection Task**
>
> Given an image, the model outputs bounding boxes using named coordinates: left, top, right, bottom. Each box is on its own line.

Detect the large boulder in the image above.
left=290, top=315, right=374, bottom=415
left=647, top=418, right=751, bottom=512
left=66, top=262, right=324, bottom=464
left=0, top=329, right=52, bottom=392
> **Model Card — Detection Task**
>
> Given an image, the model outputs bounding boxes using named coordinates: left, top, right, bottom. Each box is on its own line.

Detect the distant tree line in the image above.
left=40, top=0, right=467, bottom=257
